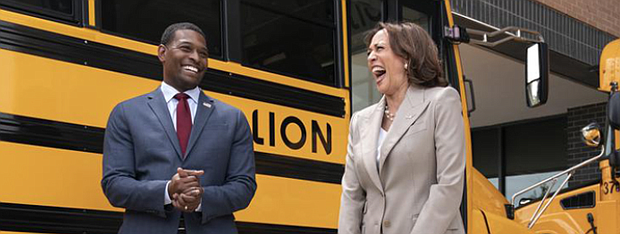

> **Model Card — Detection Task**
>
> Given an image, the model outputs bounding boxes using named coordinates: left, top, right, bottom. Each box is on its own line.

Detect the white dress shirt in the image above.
left=161, top=81, right=199, bottom=128
left=160, top=81, right=202, bottom=211
left=377, top=127, right=387, bottom=169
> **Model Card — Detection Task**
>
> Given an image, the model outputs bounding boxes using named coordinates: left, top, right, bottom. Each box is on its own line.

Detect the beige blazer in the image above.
left=339, top=85, right=466, bottom=234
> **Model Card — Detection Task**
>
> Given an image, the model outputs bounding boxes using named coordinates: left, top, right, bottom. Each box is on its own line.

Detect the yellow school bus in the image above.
left=3, top=0, right=610, bottom=234
left=0, top=0, right=348, bottom=233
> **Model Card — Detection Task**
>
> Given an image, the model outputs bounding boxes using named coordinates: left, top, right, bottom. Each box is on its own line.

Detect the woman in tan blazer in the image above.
left=338, top=22, right=466, bottom=234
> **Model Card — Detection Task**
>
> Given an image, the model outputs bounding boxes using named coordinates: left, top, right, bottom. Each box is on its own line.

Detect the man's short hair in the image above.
left=160, top=22, right=206, bottom=45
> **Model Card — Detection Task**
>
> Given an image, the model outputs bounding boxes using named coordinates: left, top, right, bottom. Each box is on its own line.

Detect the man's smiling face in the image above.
left=159, top=29, right=209, bottom=92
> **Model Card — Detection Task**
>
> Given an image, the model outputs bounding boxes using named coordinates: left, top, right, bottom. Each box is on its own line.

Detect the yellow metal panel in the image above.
left=523, top=212, right=585, bottom=234
left=515, top=186, right=599, bottom=234
left=471, top=209, right=491, bottom=234
left=485, top=212, right=534, bottom=234
left=0, top=141, right=118, bottom=211
left=600, top=39, right=620, bottom=92
left=236, top=175, right=340, bottom=228
left=211, top=92, right=348, bottom=163
left=341, top=0, right=350, bottom=88
left=616, top=131, right=620, bottom=151
left=0, top=141, right=341, bottom=228
left=0, top=50, right=156, bottom=127
left=599, top=160, right=617, bottom=201
left=472, top=169, right=508, bottom=216
left=597, top=200, right=618, bottom=234
left=88, top=0, right=95, bottom=27
left=0, top=50, right=347, bottom=164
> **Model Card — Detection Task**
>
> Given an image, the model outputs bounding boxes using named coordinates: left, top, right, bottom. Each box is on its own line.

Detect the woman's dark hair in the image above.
left=365, top=22, right=447, bottom=87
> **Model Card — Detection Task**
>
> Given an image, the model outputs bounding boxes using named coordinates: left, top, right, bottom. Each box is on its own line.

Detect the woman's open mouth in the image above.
left=372, top=67, right=386, bottom=83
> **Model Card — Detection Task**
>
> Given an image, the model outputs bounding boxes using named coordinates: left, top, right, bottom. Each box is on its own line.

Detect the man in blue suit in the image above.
left=101, top=22, right=257, bottom=234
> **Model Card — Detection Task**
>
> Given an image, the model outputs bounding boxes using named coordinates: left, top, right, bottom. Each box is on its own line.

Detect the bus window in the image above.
left=349, top=0, right=383, bottom=113
left=402, top=6, right=430, bottom=32
left=239, top=0, right=337, bottom=86
left=0, top=0, right=81, bottom=25
left=349, top=1, right=432, bottom=113
left=100, top=0, right=223, bottom=58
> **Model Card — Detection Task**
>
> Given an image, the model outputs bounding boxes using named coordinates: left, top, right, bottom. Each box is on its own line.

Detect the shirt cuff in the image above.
left=164, top=181, right=172, bottom=205
left=196, top=202, right=202, bottom=211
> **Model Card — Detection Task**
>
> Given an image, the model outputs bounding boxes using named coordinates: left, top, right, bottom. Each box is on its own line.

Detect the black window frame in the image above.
left=346, top=0, right=385, bottom=61
left=0, top=0, right=83, bottom=27
left=96, top=0, right=225, bottom=60
left=334, top=0, right=345, bottom=88
left=346, top=0, right=386, bottom=115
left=396, top=0, right=459, bottom=91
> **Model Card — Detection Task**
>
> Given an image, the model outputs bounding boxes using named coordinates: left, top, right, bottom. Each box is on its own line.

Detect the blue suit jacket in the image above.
left=101, top=88, right=256, bottom=234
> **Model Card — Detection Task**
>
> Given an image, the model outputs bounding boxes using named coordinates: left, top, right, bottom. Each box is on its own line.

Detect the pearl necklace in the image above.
left=384, top=105, right=395, bottom=121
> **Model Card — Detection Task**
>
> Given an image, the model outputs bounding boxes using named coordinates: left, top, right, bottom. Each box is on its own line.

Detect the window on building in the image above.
left=472, top=115, right=568, bottom=204
left=101, top=0, right=222, bottom=58
left=504, top=116, right=568, bottom=202
left=0, top=0, right=81, bottom=25
left=402, top=5, right=430, bottom=32
left=472, top=128, right=500, bottom=178
left=239, top=0, right=337, bottom=86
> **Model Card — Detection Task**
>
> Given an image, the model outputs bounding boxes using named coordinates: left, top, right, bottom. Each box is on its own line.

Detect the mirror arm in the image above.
left=444, top=25, right=545, bottom=46
left=444, top=25, right=548, bottom=108
left=464, top=27, right=544, bottom=47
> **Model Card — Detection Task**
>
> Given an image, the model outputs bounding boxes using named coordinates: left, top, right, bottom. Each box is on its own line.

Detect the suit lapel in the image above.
left=378, top=85, right=430, bottom=172
left=147, top=88, right=183, bottom=159
left=184, top=91, right=215, bottom=158
left=360, top=97, right=385, bottom=191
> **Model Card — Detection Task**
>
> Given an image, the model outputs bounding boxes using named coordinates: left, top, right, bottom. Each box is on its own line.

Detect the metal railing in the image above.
left=510, top=147, right=604, bottom=229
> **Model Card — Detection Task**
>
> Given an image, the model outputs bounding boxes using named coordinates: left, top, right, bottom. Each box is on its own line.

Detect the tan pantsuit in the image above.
left=339, top=85, right=466, bottom=234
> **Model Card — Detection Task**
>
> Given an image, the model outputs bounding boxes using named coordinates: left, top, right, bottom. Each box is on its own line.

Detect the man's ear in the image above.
left=157, top=44, right=166, bottom=63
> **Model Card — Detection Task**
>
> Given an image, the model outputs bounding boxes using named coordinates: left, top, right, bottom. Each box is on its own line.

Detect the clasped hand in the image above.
left=168, top=167, right=204, bottom=212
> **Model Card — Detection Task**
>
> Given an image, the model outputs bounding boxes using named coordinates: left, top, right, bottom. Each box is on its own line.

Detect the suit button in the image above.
left=384, top=220, right=391, bottom=227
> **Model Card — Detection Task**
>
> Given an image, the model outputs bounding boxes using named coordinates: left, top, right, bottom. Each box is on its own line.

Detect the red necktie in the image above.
left=174, top=93, right=192, bottom=157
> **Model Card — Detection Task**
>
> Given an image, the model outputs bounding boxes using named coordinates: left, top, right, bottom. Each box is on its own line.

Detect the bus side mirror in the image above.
left=581, top=123, right=602, bottom=148
left=525, top=42, right=549, bottom=107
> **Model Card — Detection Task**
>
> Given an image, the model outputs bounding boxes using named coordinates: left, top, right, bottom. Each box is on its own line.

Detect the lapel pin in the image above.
left=203, top=102, right=212, bottom=108
left=406, top=115, right=413, bottom=119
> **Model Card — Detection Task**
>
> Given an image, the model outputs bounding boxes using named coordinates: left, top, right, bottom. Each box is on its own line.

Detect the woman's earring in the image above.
left=404, top=63, right=408, bottom=70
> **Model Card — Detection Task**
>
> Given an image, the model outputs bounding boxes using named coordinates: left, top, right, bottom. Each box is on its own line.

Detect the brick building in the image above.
left=535, top=0, right=620, bottom=37
left=451, top=0, right=618, bottom=198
